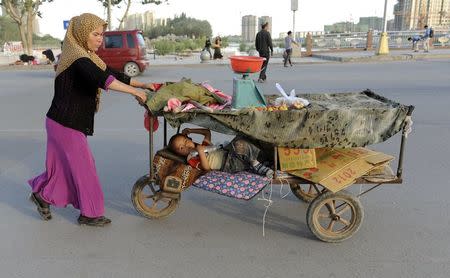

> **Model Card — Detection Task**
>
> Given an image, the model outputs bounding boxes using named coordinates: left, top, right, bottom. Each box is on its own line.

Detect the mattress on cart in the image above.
left=162, top=90, right=414, bottom=149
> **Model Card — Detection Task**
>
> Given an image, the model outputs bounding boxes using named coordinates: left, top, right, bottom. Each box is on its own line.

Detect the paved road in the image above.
left=1, top=59, right=449, bottom=278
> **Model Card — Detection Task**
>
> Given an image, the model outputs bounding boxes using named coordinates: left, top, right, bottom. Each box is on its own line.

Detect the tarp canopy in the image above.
left=160, top=90, right=414, bottom=148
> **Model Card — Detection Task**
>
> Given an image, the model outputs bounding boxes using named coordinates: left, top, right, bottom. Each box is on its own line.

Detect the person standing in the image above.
left=283, top=31, right=299, bottom=67
left=202, top=38, right=212, bottom=59
left=28, top=13, right=150, bottom=227
left=255, top=22, right=273, bottom=83
left=422, top=25, right=432, bottom=52
left=213, top=36, right=223, bottom=59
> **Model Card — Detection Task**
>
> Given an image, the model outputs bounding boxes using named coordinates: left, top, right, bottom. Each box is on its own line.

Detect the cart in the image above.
left=131, top=89, right=414, bottom=243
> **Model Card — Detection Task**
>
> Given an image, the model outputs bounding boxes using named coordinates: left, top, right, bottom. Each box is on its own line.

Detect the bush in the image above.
left=154, top=40, right=175, bottom=56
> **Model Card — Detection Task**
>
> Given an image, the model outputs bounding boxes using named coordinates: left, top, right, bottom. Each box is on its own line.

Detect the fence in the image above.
left=302, top=30, right=450, bottom=50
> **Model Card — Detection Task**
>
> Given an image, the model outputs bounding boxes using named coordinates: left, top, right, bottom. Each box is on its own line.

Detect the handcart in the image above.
left=131, top=89, right=414, bottom=243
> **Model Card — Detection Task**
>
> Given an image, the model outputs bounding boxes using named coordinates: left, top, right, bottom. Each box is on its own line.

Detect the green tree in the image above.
left=1, top=0, right=54, bottom=54
left=0, top=15, right=21, bottom=45
left=146, top=13, right=212, bottom=39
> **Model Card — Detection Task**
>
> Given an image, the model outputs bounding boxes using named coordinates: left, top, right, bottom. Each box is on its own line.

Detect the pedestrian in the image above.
left=28, top=13, right=149, bottom=227
left=213, top=36, right=223, bottom=59
left=283, top=31, right=299, bottom=67
left=407, top=35, right=421, bottom=52
left=202, top=37, right=212, bottom=59
left=422, top=25, right=432, bottom=52
left=255, top=22, right=273, bottom=83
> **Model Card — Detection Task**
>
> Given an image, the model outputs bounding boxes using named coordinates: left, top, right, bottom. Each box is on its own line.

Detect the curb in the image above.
left=312, top=53, right=450, bottom=62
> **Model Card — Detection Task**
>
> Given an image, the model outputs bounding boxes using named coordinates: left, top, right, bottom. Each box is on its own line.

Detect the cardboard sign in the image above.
left=289, top=147, right=394, bottom=193
left=278, top=147, right=316, bottom=171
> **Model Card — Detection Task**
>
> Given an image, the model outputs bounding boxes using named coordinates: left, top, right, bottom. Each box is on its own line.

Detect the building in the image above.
left=324, top=22, right=356, bottom=33
left=241, top=15, right=257, bottom=42
left=393, top=0, right=450, bottom=30
left=124, top=11, right=167, bottom=31
left=258, top=16, right=272, bottom=34
left=357, top=16, right=384, bottom=32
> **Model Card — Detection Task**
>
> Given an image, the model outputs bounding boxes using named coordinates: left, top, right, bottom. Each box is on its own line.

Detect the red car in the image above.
left=96, top=30, right=149, bottom=77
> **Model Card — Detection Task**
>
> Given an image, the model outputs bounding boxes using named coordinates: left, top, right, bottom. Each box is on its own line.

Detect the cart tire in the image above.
left=306, top=190, right=363, bottom=243
left=131, top=175, right=179, bottom=219
left=290, top=183, right=324, bottom=203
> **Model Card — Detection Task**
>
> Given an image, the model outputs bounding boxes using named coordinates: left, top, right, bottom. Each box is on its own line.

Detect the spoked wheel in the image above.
left=290, top=183, right=324, bottom=203
left=306, top=190, right=363, bottom=243
left=131, top=175, right=179, bottom=219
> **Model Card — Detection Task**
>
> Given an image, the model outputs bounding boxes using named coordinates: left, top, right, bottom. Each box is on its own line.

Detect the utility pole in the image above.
left=107, top=0, right=112, bottom=31
left=291, top=0, right=298, bottom=40
left=376, top=0, right=389, bottom=55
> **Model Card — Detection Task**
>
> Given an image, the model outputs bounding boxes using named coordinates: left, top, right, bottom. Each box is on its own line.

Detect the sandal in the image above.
left=29, top=192, right=52, bottom=221
left=77, top=215, right=111, bottom=227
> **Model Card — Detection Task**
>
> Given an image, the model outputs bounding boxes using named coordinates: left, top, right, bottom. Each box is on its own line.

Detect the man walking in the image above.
left=255, top=22, right=273, bottom=83
left=284, top=31, right=299, bottom=67
left=422, top=25, right=432, bottom=52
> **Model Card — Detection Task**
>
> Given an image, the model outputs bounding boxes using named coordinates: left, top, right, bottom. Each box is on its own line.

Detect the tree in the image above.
left=0, top=15, right=21, bottom=45
left=146, top=13, right=212, bottom=39
left=97, top=0, right=168, bottom=30
left=0, top=0, right=54, bottom=54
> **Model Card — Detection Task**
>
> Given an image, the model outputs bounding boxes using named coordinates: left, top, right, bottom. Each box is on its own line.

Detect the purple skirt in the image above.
left=28, top=117, right=104, bottom=217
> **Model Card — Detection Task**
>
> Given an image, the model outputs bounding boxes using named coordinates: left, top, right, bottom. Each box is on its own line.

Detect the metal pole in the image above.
left=376, top=0, right=389, bottom=55
left=293, top=10, right=296, bottom=40
left=382, top=0, right=388, bottom=32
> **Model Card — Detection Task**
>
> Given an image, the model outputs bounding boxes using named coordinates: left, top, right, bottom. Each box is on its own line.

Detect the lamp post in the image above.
left=376, top=0, right=389, bottom=55
left=291, top=0, right=298, bottom=40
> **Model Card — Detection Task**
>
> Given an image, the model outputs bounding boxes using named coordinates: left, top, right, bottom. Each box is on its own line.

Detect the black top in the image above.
left=255, top=29, right=273, bottom=55
left=46, top=57, right=130, bottom=136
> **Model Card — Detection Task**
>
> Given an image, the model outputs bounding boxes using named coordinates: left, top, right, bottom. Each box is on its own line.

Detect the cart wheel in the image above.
left=131, top=175, right=179, bottom=219
left=306, top=190, right=363, bottom=243
left=290, top=183, right=324, bottom=203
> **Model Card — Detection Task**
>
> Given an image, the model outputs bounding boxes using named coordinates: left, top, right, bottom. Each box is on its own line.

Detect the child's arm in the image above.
left=196, top=145, right=211, bottom=171
left=182, top=128, right=212, bottom=145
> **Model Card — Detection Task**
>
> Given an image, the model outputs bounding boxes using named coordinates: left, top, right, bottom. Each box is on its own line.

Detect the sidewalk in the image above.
left=312, top=48, right=450, bottom=62
left=1, top=48, right=450, bottom=68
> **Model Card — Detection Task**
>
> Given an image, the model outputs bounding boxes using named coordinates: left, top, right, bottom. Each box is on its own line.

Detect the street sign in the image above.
left=291, top=0, right=298, bottom=11
left=63, top=20, right=70, bottom=30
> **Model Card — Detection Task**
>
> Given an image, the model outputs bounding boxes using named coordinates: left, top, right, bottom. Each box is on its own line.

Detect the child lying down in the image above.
left=169, top=128, right=274, bottom=178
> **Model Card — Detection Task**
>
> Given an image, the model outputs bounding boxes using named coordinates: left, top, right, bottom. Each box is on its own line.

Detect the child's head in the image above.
left=407, top=37, right=412, bottom=41
left=169, top=134, right=195, bottom=156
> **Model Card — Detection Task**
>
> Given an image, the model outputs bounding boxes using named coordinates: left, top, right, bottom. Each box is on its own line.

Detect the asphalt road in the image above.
left=1, top=59, right=449, bottom=278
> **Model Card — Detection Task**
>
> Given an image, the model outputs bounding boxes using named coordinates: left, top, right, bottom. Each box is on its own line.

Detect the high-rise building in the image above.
left=242, top=15, right=257, bottom=42
left=142, top=11, right=154, bottom=32
left=358, top=17, right=384, bottom=31
left=258, top=16, right=272, bottom=34
left=393, top=0, right=450, bottom=30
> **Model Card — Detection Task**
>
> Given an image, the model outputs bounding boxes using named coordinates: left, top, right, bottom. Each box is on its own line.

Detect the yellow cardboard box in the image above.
left=288, top=147, right=394, bottom=193
left=278, top=147, right=316, bottom=171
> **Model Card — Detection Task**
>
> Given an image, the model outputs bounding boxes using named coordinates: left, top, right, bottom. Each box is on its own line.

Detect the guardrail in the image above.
left=302, top=30, right=450, bottom=50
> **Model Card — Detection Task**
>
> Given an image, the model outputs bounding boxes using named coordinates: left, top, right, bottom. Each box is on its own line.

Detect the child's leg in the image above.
left=227, top=138, right=273, bottom=178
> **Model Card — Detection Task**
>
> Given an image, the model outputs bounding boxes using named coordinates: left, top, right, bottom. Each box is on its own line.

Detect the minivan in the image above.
left=96, top=30, right=149, bottom=77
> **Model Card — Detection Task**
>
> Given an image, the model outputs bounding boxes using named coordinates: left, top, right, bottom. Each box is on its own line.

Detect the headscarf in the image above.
left=56, top=13, right=108, bottom=112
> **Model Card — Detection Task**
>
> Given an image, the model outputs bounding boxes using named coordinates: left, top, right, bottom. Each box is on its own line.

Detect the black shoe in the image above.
left=29, top=192, right=52, bottom=221
left=78, top=215, right=111, bottom=227
left=284, top=65, right=288, bottom=67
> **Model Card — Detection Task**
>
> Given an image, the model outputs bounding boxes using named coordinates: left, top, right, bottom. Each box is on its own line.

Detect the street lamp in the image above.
left=291, top=0, right=298, bottom=40
left=376, top=0, right=389, bottom=55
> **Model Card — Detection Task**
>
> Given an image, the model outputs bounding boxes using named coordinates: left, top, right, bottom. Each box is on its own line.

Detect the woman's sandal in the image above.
left=29, top=193, right=52, bottom=221
left=77, top=215, right=111, bottom=227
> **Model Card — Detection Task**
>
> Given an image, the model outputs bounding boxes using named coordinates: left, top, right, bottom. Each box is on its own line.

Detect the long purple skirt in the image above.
left=28, top=117, right=104, bottom=217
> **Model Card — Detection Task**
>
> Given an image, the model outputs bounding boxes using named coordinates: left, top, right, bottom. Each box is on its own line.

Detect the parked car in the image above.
left=96, top=30, right=149, bottom=77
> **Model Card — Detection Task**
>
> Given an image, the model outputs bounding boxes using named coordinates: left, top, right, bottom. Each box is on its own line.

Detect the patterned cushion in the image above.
left=193, top=171, right=270, bottom=200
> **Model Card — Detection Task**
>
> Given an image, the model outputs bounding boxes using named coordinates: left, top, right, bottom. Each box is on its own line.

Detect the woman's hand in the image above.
left=134, top=90, right=147, bottom=104
left=142, top=83, right=155, bottom=90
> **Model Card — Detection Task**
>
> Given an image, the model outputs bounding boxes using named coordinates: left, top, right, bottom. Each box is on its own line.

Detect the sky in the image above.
left=35, top=0, right=396, bottom=39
